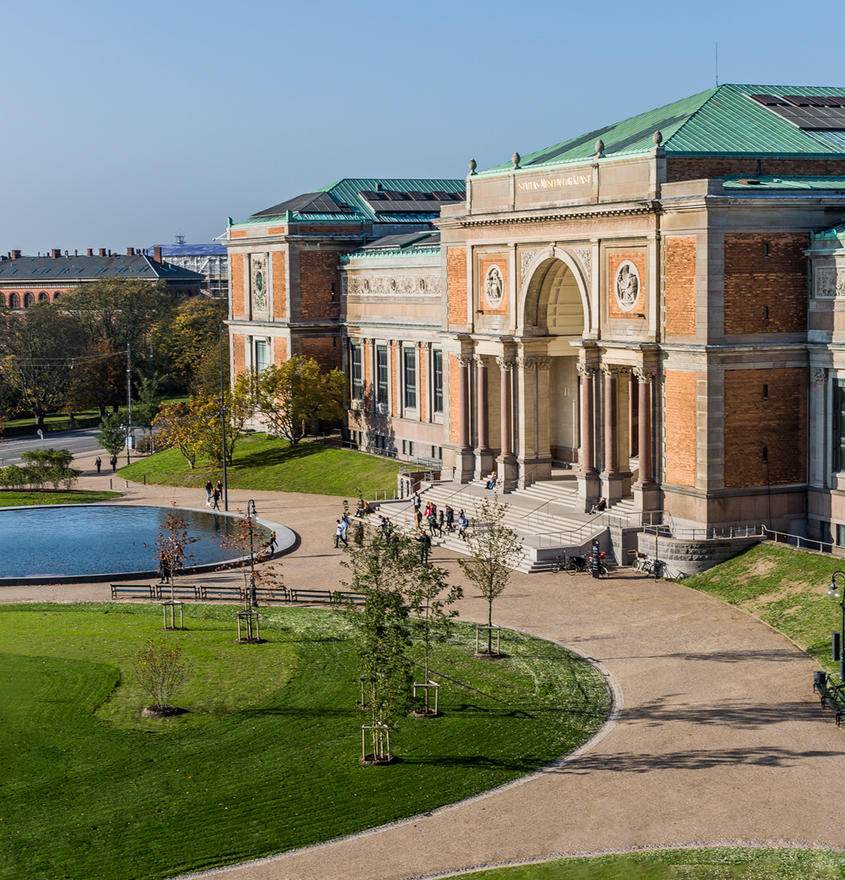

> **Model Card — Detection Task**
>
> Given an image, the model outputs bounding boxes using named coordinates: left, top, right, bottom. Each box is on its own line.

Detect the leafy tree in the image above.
left=458, top=494, right=523, bottom=655
left=151, top=297, right=227, bottom=392
left=194, top=371, right=254, bottom=465
left=97, top=411, right=127, bottom=457
left=65, top=338, right=126, bottom=416
left=0, top=304, right=86, bottom=429
left=134, top=641, right=190, bottom=711
left=342, top=531, right=417, bottom=761
left=406, top=562, right=463, bottom=715
left=153, top=511, right=198, bottom=596
left=253, top=355, right=345, bottom=446
left=133, top=374, right=166, bottom=437
left=152, top=401, right=208, bottom=468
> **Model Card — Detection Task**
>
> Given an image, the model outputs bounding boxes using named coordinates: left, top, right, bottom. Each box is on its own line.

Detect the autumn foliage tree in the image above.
left=253, top=355, right=345, bottom=446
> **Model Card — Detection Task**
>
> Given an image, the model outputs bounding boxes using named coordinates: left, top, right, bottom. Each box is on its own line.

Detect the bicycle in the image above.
left=551, top=553, right=587, bottom=574
left=633, top=555, right=663, bottom=578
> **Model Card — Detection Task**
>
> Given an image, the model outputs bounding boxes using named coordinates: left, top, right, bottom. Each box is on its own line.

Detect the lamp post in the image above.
left=827, top=570, right=845, bottom=682
left=246, top=499, right=257, bottom=608
left=218, top=325, right=229, bottom=512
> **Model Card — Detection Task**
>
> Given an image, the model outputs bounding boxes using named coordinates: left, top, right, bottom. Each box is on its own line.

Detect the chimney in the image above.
left=87, top=248, right=93, bottom=256
left=99, top=248, right=106, bottom=256
left=126, top=247, right=134, bottom=256
left=10, top=250, right=20, bottom=260
left=153, top=246, right=162, bottom=262
left=51, top=248, right=61, bottom=259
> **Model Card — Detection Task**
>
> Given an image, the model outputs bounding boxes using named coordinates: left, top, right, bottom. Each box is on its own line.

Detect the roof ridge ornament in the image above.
left=594, top=139, right=605, bottom=158
left=511, top=152, right=521, bottom=170
left=653, top=130, right=662, bottom=146
left=468, top=158, right=477, bottom=176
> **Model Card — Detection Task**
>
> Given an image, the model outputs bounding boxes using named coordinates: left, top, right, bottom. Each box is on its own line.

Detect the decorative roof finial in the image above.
left=511, top=151, right=521, bottom=170
left=468, top=158, right=477, bottom=176
left=595, top=139, right=605, bottom=158
left=653, top=130, right=663, bottom=146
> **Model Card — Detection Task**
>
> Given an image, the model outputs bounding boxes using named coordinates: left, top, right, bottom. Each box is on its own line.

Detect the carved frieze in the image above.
left=519, top=248, right=541, bottom=280
left=345, top=273, right=441, bottom=297
left=250, top=253, right=268, bottom=316
left=572, top=245, right=592, bottom=286
left=815, top=267, right=837, bottom=299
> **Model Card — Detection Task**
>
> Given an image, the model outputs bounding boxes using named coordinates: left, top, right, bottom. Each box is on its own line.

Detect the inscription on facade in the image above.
left=516, top=173, right=591, bottom=193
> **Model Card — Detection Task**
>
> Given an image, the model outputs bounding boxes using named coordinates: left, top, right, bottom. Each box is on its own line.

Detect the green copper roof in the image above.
left=812, top=222, right=845, bottom=242
left=482, top=84, right=845, bottom=175
left=232, top=178, right=465, bottom=228
left=723, top=175, right=845, bottom=191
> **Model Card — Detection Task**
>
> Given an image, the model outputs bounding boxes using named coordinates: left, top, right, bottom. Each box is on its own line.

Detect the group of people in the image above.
left=204, top=480, right=224, bottom=510
left=412, top=493, right=469, bottom=540
left=334, top=512, right=351, bottom=548
left=94, top=455, right=118, bottom=474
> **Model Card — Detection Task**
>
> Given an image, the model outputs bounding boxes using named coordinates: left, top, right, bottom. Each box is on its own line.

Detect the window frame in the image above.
left=403, top=345, right=417, bottom=410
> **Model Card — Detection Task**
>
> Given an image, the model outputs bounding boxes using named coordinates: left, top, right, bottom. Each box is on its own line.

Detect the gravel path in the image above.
left=4, top=449, right=843, bottom=879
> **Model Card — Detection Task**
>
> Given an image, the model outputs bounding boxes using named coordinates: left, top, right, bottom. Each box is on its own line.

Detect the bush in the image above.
left=0, top=450, right=80, bottom=491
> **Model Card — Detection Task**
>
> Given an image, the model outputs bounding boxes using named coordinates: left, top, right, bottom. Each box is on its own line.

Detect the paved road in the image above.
left=0, top=427, right=103, bottom=465
left=6, top=453, right=845, bottom=880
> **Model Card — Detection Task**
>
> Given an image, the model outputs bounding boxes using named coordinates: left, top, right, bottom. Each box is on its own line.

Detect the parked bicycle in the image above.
left=551, top=553, right=588, bottom=574
left=633, top=554, right=663, bottom=578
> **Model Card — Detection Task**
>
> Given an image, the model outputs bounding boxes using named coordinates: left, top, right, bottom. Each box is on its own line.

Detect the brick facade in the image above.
left=664, top=237, right=696, bottom=335
left=448, top=247, right=467, bottom=327
left=272, top=251, right=286, bottom=320
left=232, top=333, right=246, bottom=376
left=299, top=336, right=340, bottom=371
left=666, top=157, right=845, bottom=181
left=298, top=250, right=341, bottom=321
left=273, top=337, right=287, bottom=366
left=230, top=254, right=246, bottom=319
left=664, top=371, right=698, bottom=487
left=723, top=233, right=807, bottom=335
left=723, top=367, right=807, bottom=487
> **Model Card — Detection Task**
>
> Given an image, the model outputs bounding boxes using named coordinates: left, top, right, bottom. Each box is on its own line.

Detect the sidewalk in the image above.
left=4, top=450, right=845, bottom=880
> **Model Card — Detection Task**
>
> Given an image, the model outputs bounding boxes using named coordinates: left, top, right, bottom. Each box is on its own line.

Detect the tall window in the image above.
left=432, top=349, right=443, bottom=413
left=351, top=343, right=363, bottom=399
left=376, top=345, right=388, bottom=405
left=836, top=382, right=845, bottom=472
left=254, top=339, right=269, bottom=373
left=403, top=346, right=417, bottom=409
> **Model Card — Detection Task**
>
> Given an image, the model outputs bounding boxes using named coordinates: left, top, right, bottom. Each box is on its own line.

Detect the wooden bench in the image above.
left=198, top=586, right=244, bottom=602
left=154, top=584, right=200, bottom=601
left=288, top=588, right=334, bottom=605
left=110, top=584, right=154, bottom=600
left=332, top=590, right=366, bottom=606
left=814, top=671, right=845, bottom=726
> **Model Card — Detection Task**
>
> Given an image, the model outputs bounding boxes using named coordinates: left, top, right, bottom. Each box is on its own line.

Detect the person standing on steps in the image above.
left=95, top=456, right=102, bottom=474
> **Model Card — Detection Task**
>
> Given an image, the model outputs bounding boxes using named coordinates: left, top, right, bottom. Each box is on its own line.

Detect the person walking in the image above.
left=268, top=531, right=277, bottom=555
left=445, top=505, right=454, bottom=533
left=212, top=487, right=221, bottom=510
left=417, top=531, right=432, bottom=563
left=340, top=513, right=350, bottom=545
left=205, top=480, right=213, bottom=506
left=95, top=456, right=102, bottom=474
left=458, top=510, right=469, bottom=540
left=438, top=508, right=445, bottom=535
left=109, top=454, right=117, bottom=472
left=334, top=519, right=347, bottom=548
left=428, top=511, right=438, bottom=536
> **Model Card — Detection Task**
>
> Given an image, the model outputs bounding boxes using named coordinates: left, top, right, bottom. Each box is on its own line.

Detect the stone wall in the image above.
left=637, top=532, right=763, bottom=575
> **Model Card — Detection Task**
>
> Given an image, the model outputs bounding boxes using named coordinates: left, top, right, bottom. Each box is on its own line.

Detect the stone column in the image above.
left=811, top=368, right=827, bottom=488
left=577, top=364, right=596, bottom=475
left=633, top=366, right=660, bottom=513
left=454, top=354, right=474, bottom=483
left=601, top=365, right=627, bottom=505
left=515, top=355, right=552, bottom=488
left=474, top=355, right=491, bottom=473
left=496, top=356, right=517, bottom=491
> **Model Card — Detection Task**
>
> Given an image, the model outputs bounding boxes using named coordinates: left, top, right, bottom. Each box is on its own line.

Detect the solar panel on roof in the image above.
left=749, top=93, right=845, bottom=130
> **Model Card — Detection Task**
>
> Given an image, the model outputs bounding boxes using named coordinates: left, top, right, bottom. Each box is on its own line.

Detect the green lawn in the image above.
left=119, top=433, right=403, bottom=497
left=0, top=489, right=121, bottom=507
left=682, top=542, right=845, bottom=674
left=0, top=603, right=609, bottom=880
left=459, top=848, right=845, bottom=879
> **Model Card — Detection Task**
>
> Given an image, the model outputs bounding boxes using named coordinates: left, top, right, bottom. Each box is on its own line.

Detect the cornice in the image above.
left=438, top=201, right=659, bottom=230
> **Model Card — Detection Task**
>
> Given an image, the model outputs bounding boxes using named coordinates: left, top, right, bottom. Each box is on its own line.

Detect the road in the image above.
left=0, top=428, right=104, bottom=465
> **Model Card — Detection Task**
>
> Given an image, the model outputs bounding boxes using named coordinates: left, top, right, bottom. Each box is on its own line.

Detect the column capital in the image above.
left=813, top=368, right=827, bottom=384
left=456, top=354, right=474, bottom=368
left=633, top=366, right=657, bottom=382
left=519, top=355, right=552, bottom=371
left=602, top=363, right=629, bottom=377
left=473, top=353, right=488, bottom=367
left=576, top=362, right=598, bottom=378
left=496, top=355, right=516, bottom=371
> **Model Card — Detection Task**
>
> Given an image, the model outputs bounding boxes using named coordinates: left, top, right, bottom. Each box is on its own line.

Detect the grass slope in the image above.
left=460, top=847, right=845, bottom=879
left=119, top=433, right=402, bottom=497
left=0, top=603, right=609, bottom=880
left=683, top=542, right=845, bottom=674
left=0, top=489, right=121, bottom=507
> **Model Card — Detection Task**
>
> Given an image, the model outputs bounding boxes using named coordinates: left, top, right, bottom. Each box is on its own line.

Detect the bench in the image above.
left=110, top=584, right=154, bottom=600
left=253, top=587, right=289, bottom=603
left=198, top=586, right=244, bottom=602
left=288, top=588, right=334, bottom=605
left=814, top=671, right=845, bottom=726
left=332, top=591, right=366, bottom=606
left=154, top=584, right=200, bottom=601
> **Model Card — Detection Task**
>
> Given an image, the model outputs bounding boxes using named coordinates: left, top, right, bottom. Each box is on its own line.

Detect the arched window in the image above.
left=23, top=292, right=34, bottom=308
left=9, top=293, right=20, bottom=309
left=38, top=292, right=49, bottom=302
left=53, top=291, right=61, bottom=300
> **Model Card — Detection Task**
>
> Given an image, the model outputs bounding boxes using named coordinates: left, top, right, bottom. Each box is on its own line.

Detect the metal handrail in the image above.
left=643, top=522, right=765, bottom=541
left=762, top=526, right=834, bottom=554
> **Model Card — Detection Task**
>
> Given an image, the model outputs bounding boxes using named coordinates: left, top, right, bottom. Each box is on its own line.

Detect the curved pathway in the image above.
left=4, top=451, right=845, bottom=879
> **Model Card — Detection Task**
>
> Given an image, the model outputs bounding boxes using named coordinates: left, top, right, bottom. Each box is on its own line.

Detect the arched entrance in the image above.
left=513, top=250, right=589, bottom=485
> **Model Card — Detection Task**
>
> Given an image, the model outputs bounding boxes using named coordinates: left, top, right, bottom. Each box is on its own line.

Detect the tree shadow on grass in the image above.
left=234, top=442, right=328, bottom=472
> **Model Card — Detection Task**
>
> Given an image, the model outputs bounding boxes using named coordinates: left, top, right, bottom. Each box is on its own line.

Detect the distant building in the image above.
left=145, top=242, right=228, bottom=298
left=0, top=248, right=203, bottom=308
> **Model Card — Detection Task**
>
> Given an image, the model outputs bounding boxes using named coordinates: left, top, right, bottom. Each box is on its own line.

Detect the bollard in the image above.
left=109, top=479, right=112, bottom=490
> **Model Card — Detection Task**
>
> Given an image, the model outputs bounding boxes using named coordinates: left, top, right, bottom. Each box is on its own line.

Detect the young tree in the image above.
left=152, top=401, right=207, bottom=468
left=405, top=563, right=463, bottom=715
left=342, top=531, right=417, bottom=761
left=97, top=411, right=127, bottom=457
left=458, top=494, right=523, bottom=655
left=153, top=511, right=198, bottom=597
left=253, top=355, right=345, bottom=446
left=194, top=370, right=254, bottom=465
left=133, top=374, right=166, bottom=440
left=134, top=640, right=190, bottom=713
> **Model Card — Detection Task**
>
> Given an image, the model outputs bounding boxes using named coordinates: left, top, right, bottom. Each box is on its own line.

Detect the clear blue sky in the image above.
left=1, top=0, right=836, bottom=253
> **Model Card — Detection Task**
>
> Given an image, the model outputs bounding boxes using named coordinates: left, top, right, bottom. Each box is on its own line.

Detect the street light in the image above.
left=246, top=499, right=257, bottom=608
left=826, top=570, right=845, bottom=682
left=218, top=325, right=229, bottom=512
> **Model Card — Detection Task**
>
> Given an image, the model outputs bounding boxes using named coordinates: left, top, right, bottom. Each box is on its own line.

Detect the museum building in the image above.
left=226, top=84, right=845, bottom=542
